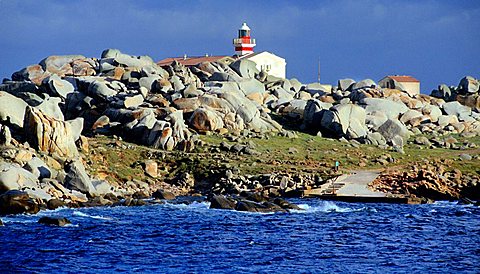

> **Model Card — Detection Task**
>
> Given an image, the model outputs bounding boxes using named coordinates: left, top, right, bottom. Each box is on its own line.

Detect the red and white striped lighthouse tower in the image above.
left=233, top=22, right=256, bottom=56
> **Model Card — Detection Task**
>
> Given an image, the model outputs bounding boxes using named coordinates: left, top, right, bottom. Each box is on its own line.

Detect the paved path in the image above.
left=304, top=170, right=384, bottom=197
left=335, top=170, right=385, bottom=197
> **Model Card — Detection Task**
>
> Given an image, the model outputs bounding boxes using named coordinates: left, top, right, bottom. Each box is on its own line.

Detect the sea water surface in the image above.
left=0, top=199, right=479, bottom=273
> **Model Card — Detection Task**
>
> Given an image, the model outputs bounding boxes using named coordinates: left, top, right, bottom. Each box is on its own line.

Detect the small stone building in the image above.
left=379, top=75, right=420, bottom=96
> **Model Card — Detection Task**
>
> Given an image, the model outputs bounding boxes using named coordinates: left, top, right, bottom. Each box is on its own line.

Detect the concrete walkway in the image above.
left=334, top=170, right=385, bottom=197
left=303, top=170, right=412, bottom=203
left=304, top=170, right=384, bottom=197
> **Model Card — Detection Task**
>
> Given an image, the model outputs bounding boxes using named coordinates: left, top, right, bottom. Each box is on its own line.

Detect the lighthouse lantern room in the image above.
left=233, top=22, right=256, bottom=56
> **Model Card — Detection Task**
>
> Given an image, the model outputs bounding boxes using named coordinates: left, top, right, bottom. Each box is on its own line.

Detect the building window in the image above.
left=239, top=30, right=249, bottom=37
left=261, top=64, right=271, bottom=72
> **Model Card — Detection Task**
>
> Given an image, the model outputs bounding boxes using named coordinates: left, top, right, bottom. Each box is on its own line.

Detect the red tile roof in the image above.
left=157, top=56, right=229, bottom=67
left=387, top=75, right=420, bottom=83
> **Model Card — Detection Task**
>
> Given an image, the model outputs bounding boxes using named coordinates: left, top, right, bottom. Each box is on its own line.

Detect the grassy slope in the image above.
left=85, top=133, right=480, bottom=188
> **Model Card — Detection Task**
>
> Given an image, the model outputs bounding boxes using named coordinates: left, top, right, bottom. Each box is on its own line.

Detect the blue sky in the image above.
left=0, top=0, right=479, bottom=93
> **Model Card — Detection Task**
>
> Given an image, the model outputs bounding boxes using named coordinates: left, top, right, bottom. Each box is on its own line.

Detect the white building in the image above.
left=239, top=51, right=286, bottom=79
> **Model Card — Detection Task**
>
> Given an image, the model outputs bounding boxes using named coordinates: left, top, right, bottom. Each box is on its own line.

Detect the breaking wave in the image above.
left=293, top=201, right=377, bottom=213
left=72, top=211, right=113, bottom=220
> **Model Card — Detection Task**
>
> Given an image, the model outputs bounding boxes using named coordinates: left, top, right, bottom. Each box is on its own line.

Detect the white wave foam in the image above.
left=73, top=211, right=112, bottom=220
left=292, top=201, right=374, bottom=213
left=163, top=201, right=211, bottom=210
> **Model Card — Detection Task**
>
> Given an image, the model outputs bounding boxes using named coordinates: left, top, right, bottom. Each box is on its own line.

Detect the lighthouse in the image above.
left=159, top=22, right=286, bottom=79
left=233, top=22, right=256, bottom=56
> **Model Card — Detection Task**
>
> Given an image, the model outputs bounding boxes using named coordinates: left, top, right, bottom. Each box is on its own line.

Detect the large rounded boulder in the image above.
left=320, top=104, right=368, bottom=139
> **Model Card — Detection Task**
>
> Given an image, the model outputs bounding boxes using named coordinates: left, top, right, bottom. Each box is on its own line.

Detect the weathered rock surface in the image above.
left=459, top=76, right=479, bottom=94
left=302, top=99, right=333, bottom=131
left=40, top=55, right=97, bottom=77
left=0, top=125, right=12, bottom=146
left=0, top=162, right=38, bottom=192
left=24, top=107, right=80, bottom=159
left=230, top=59, right=259, bottom=78
left=370, top=161, right=474, bottom=201
left=0, top=190, right=39, bottom=215
left=361, top=98, right=408, bottom=119
left=12, top=64, right=51, bottom=85
left=0, top=91, right=28, bottom=128
left=23, top=157, right=51, bottom=179
left=442, top=101, right=472, bottom=120
left=35, top=97, right=65, bottom=121
left=45, top=74, right=75, bottom=99
left=64, top=160, right=97, bottom=196
left=338, top=78, right=356, bottom=91
left=320, top=104, right=367, bottom=139
left=190, top=108, right=225, bottom=132
left=377, top=119, right=409, bottom=143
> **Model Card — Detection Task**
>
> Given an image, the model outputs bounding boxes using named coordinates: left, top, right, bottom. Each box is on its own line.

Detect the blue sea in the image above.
left=0, top=199, right=479, bottom=273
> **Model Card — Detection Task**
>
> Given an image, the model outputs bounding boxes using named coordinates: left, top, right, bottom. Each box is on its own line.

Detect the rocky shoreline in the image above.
left=1, top=49, right=479, bottom=218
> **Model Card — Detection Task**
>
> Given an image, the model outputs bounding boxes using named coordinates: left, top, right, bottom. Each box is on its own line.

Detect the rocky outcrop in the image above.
left=24, top=107, right=80, bottom=159
left=302, top=99, right=332, bottom=131
left=0, top=162, right=38, bottom=192
left=40, top=55, right=97, bottom=77
left=0, top=190, right=39, bottom=215
left=0, top=91, right=28, bottom=128
left=370, top=160, right=480, bottom=201
left=0, top=48, right=479, bottom=215
left=320, top=103, right=367, bottom=139
left=459, top=76, right=479, bottom=94
left=377, top=119, right=409, bottom=143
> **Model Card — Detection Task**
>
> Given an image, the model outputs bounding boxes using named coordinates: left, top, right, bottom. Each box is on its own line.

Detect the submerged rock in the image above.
left=152, top=190, right=176, bottom=200
left=209, top=195, right=237, bottom=210
left=38, top=216, right=71, bottom=227
left=273, top=198, right=302, bottom=210
left=47, top=199, right=66, bottom=210
left=209, top=194, right=302, bottom=213
left=235, top=200, right=286, bottom=213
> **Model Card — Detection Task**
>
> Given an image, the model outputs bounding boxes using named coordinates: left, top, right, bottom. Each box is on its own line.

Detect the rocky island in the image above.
left=1, top=49, right=479, bottom=217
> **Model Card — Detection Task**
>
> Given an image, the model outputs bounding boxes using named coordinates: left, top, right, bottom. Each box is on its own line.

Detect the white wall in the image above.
left=401, top=82, right=420, bottom=96
left=246, top=52, right=286, bottom=78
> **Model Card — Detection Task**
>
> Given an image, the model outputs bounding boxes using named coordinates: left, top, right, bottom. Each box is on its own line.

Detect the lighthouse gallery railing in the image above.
left=233, top=38, right=256, bottom=44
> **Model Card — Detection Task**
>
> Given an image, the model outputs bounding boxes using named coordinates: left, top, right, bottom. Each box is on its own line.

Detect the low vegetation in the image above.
left=85, top=132, right=480, bottom=189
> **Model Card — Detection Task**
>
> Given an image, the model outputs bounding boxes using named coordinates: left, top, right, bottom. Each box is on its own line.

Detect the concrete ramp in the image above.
left=303, top=170, right=411, bottom=203
left=335, top=171, right=385, bottom=197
